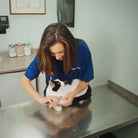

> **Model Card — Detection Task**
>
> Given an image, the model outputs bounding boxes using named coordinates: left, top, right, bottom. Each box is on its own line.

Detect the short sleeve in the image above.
left=77, top=41, right=94, bottom=82
left=25, top=56, right=40, bottom=80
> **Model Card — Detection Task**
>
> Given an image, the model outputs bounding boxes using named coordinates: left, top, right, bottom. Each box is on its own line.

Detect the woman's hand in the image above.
left=62, top=81, right=90, bottom=107
left=62, top=91, right=76, bottom=106
left=39, top=95, right=59, bottom=106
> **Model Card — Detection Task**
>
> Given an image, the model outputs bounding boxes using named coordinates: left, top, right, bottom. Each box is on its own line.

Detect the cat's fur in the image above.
left=46, top=79, right=91, bottom=110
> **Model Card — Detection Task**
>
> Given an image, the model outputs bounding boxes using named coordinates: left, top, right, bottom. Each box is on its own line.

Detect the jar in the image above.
left=8, top=44, right=16, bottom=57
left=24, top=43, right=31, bottom=56
left=15, top=43, right=24, bottom=57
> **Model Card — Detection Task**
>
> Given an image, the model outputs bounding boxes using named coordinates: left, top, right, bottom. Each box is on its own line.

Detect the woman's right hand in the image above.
left=39, top=95, right=59, bottom=106
left=20, top=75, right=59, bottom=106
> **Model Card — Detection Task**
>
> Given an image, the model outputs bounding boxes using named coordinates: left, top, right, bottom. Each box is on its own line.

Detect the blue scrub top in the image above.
left=25, top=40, right=94, bottom=96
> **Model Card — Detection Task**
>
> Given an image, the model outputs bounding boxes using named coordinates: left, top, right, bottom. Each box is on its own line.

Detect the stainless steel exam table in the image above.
left=0, top=85, right=138, bottom=138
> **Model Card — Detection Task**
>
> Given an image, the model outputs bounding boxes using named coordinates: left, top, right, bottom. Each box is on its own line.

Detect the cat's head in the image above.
left=49, top=79, right=73, bottom=92
left=50, top=79, right=62, bottom=91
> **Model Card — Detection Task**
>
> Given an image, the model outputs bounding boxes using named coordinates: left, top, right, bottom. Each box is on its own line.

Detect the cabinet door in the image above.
left=37, top=72, right=46, bottom=96
left=0, top=72, right=36, bottom=108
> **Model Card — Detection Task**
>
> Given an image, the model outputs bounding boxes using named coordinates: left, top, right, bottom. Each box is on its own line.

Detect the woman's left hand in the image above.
left=62, top=91, right=76, bottom=106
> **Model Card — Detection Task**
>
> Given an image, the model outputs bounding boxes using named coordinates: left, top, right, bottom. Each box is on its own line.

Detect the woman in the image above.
left=21, top=23, right=94, bottom=107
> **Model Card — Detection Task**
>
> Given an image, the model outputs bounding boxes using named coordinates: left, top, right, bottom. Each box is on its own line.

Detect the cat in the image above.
left=46, top=79, right=92, bottom=111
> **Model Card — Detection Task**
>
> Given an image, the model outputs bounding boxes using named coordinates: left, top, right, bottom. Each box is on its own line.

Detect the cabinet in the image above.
left=37, top=72, right=46, bottom=96
left=0, top=71, right=36, bottom=108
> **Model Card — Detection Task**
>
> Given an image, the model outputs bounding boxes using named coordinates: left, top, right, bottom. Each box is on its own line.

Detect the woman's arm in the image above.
left=73, top=80, right=90, bottom=95
left=63, top=80, right=90, bottom=106
left=20, top=75, right=59, bottom=105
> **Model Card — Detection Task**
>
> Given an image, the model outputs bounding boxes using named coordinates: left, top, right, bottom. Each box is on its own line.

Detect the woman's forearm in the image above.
left=20, top=75, right=43, bottom=103
left=62, top=80, right=90, bottom=106
left=73, top=80, right=90, bottom=96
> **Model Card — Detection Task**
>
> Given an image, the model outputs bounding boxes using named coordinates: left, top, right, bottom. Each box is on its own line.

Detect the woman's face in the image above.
left=49, top=42, right=65, bottom=61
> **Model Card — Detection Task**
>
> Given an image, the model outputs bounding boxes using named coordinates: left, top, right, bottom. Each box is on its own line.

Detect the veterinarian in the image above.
left=21, top=23, right=94, bottom=107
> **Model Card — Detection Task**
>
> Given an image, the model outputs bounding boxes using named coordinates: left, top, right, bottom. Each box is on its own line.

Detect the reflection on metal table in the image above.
left=0, top=85, right=138, bottom=138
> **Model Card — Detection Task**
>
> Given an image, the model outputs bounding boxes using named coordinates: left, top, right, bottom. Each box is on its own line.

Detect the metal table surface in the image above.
left=0, top=85, right=138, bottom=138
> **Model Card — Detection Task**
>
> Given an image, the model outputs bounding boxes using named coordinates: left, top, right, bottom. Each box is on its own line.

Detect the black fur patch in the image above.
left=64, top=80, right=73, bottom=85
left=71, top=85, right=92, bottom=105
left=51, top=80, right=61, bottom=91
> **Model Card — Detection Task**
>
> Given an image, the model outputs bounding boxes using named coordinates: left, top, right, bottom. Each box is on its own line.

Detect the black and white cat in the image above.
left=46, top=79, right=91, bottom=111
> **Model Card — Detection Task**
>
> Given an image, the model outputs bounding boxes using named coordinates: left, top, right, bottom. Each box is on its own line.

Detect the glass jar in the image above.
left=24, top=43, right=32, bottom=56
left=15, top=43, right=24, bottom=57
left=8, top=44, right=16, bottom=57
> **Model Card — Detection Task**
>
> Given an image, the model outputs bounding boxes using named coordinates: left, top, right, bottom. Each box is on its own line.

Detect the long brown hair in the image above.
left=37, top=23, right=78, bottom=76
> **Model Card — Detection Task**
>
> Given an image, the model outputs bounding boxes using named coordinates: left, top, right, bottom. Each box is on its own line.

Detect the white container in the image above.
left=24, top=43, right=31, bottom=56
left=15, top=44, right=24, bottom=57
left=9, top=44, right=16, bottom=58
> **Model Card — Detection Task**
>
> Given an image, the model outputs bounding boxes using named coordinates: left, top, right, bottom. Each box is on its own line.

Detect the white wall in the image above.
left=0, top=0, right=138, bottom=95
left=0, top=0, right=57, bottom=50
left=74, top=0, right=138, bottom=95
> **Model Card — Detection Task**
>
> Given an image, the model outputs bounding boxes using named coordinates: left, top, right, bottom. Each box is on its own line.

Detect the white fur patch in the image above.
left=46, top=79, right=88, bottom=106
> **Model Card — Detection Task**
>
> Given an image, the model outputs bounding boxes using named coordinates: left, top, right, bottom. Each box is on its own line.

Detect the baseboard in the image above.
left=107, top=80, right=138, bottom=106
